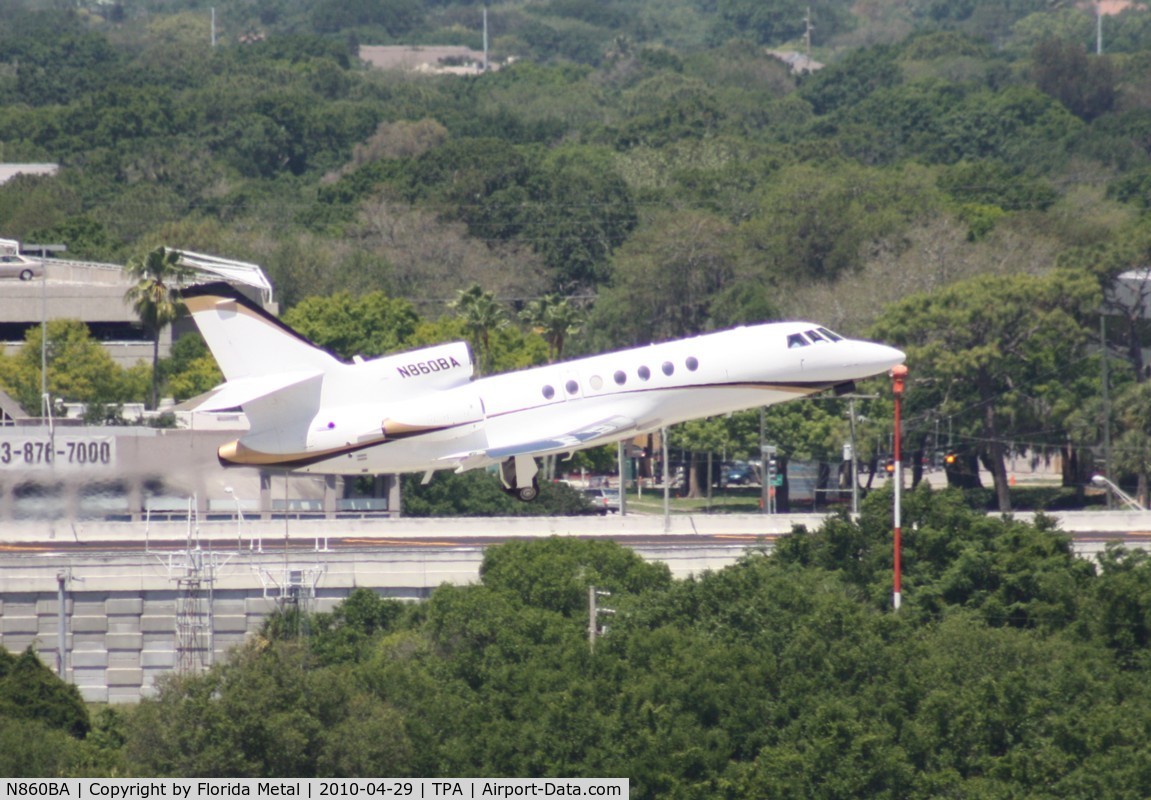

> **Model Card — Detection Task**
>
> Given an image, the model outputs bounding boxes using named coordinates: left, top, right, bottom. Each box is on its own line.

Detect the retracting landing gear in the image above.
left=499, top=454, right=540, bottom=502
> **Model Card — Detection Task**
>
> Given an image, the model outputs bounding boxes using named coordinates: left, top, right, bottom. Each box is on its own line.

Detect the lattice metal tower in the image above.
left=174, top=547, right=215, bottom=674
left=161, top=501, right=221, bottom=676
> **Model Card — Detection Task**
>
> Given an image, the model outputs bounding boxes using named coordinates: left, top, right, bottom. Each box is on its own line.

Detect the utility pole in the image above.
left=617, top=440, right=627, bottom=516
left=891, top=365, right=908, bottom=611
left=1101, top=314, right=1113, bottom=509
left=662, top=426, right=670, bottom=532
left=843, top=394, right=878, bottom=516
left=56, top=571, right=68, bottom=679
left=1097, top=2, right=1103, bottom=55
left=759, top=408, right=767, bottom=514
left=804, top=6, right=814, bottom=59
left=482, top=4, right=489, bottom=72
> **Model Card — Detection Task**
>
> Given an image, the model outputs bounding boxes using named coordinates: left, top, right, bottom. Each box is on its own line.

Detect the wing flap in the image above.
left=439, top=414, right=637, bottom=470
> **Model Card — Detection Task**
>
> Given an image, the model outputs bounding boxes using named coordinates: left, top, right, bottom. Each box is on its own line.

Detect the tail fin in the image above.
left=181, top=283, right=341, bottom=381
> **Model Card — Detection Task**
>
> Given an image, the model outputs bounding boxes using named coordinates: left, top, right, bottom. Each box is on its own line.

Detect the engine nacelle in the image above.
left=381, top=384, right=484, bottom=436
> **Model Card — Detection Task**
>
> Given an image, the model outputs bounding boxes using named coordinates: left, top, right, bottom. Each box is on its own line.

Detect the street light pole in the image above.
left=24, top=243, right=66, bottom=420
left=224, top=486, right=245, bottom=550
left=1091, top=474, right=1143, bottom=511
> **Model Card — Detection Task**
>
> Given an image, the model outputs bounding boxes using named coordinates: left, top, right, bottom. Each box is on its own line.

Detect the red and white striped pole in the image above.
left=891, top=364, right=908, bottom=611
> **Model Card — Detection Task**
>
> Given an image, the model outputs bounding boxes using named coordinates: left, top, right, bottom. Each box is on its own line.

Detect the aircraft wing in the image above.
left=486, top=413, right=637, bottom=458
left=440, top=414, right=637, bottom=469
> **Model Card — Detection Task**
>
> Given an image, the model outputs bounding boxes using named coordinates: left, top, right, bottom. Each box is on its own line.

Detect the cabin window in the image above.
left=638, top=366, right=651, bottom=381
left=662, top=361, right=675, bottom=376
left=590, top=375, right=603, bottom=390
left=614, top=370, right=627, bottom=385
left=787, top=333, right=808, bottom=349
left=542, top=385, right=555, bottom=399
left=565, top=380, right=579, bottom=395
left=686, top=357, right=699, bottom=371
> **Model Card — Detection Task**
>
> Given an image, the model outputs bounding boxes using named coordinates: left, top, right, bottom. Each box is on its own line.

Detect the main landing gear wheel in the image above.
left=499, top=454, right=541, bottom=502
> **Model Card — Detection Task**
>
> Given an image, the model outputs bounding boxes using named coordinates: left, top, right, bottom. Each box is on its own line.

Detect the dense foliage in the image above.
left=0, top=646, right=125, bottom=777
left=7, top=0, right=1151, bottom=790
left=84, top=488, right=1151, bottom=796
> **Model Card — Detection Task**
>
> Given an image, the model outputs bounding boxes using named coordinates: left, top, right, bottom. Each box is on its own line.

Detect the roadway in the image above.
left=3, top=510, right=1151, bottom=559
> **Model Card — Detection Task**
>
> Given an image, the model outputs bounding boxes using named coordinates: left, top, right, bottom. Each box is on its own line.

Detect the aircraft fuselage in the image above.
left=225, top=322, right=904, bottom=475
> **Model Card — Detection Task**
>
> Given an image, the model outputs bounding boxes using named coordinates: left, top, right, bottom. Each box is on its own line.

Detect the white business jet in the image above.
left=182, top=284, right=905, bottom=501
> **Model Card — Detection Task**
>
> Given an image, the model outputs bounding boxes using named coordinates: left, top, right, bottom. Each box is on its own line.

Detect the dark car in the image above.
left=582, top=488, right=621, bottom=514
left=722, top=461, right=755, bottom=486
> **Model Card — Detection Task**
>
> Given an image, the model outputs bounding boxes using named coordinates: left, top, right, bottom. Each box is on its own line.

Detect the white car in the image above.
left=582, top=488, right=621, bottom=514
left=0, top=254, right=42, bottom=281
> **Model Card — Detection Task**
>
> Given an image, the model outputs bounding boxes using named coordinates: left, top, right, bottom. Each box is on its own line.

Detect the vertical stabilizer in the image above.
left=181, top=283, right=341, bottom=381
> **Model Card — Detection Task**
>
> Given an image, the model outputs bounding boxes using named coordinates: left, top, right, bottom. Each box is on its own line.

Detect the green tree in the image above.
left=401, top=471, right=592, bottom=517
left=124, top=246, right=193, bottom=410
left=479, top=536, right=673, bottom=617
left=0, top=320, right=143, bottom=414
left=939, top=85, right=1083, bottom=168
left=1089, top=546, right=1151, bottom=669
left=1059, top=222, right=1151, bottom=382
left=281, top=291, right=420, bottom=360
left=799, top=43, right=902, bottom=115
left=525, top=145, right=637, bottom=290
left=0, top=647, right=90, bottom=738
left=1031, top=38, right=1117, bottom=122
left=591, top=208, right=745, bottom=347
left=741, top=162, right=940, bottom=285
left=1112, top=381, right=1151, bottom=506
left=309, top=588, right=409, bottom=665
left=519, top=294, right=584, bottom=363
left=714, top=0, right=854, bottom=48
left=871, top=270, right=1100, bottom=511
left=669, top=417, right=733, bottom=499
left=0, top=717, right=82, bottom=778
left=450, top=284, right=508, bottom=376
left=162, top=334, right=223, bottom=403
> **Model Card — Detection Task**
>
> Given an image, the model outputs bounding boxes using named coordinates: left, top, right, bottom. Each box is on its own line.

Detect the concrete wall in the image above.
left=0, top=515, right=777, bottom=702
left=0, top=544, right=494, bottom=703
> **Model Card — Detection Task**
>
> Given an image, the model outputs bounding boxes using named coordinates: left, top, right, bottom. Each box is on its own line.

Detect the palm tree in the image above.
left=450, top=284, right=507, bottom=375
left=519, top=293, right=584, bottom=363
left=124, top=247, right=192, bottom=409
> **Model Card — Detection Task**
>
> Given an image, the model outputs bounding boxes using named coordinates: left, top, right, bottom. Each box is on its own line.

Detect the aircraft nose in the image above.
left=852, top=341, right=906, bottom=377
left=874, top=343, right=906, bottom=370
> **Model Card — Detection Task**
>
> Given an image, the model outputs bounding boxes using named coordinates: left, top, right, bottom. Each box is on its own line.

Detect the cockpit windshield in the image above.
left=788, top=327, right=846, bottom=348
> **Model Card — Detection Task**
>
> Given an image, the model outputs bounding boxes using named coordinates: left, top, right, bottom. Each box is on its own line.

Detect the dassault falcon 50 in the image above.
left=182, top=283, right=905, bottom=501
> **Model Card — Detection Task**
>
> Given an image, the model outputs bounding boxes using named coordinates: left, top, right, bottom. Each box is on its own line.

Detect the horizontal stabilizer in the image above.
left=191, top=370, right=324, bottom=412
